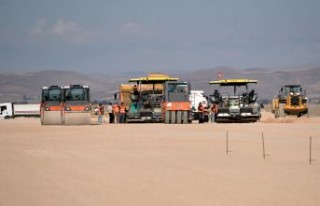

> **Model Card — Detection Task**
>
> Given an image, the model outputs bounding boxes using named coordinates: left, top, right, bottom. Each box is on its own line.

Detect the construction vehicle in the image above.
left=63, top=84, right=92, bottom=125
left=40, top=85, right=64, bottom=125
left=189, top=90, right=209, bottom=122
left=122, top=73, right=192, bottom=123
left=209, top=79, right=261, bottom=123
left=40, top=84, right=91, bottom=125
left=272, top=84, right=308, bottom=118
left=163, top=81, right=191, bottom=124
left=0, top=102, right=40, bottom=119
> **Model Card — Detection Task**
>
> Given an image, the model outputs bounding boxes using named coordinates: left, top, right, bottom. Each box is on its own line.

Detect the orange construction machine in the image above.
left=40, top=85, right=64, bottom=125
left=41, top=84, right=92, bottom=125
left=123, top=73, right=192, bottom=124
left=63, top=84, right=92, bottom=125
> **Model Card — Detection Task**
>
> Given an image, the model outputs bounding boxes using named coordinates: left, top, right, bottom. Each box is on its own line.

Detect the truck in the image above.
left=0, top=102, right=40, bottom=119
left=189, top=90, right=209, bottom=122
left=121, top=73, right=192, bottom=123
left=208, top=79, right=261, bottom=123
left=272, top=84, right=308, bottom=118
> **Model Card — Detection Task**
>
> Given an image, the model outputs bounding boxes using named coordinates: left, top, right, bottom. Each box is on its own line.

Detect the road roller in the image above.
left=40, top=85, right=64, bottom=125
left=63, top=84, right=92, bottom=125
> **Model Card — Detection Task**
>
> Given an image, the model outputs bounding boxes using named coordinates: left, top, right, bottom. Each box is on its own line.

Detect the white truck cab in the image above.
left=0, top=103, right=13, bottom=119
left=0, top=103, right=40, bottom=119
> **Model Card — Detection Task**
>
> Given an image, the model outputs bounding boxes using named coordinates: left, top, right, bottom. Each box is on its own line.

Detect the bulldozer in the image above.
left=40, top=84, right=92, bottom=125
left=208, top=79, right=261, bottom=123
left=272, top=84, right=308, bottom=118
left=120, top=73, right=192, bottom=124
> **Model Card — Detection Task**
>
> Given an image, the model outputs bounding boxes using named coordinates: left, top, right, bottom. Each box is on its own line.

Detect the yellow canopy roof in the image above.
left=209, top=79, right=258, bottom=85
left=129, top=73, right=178, bottom=83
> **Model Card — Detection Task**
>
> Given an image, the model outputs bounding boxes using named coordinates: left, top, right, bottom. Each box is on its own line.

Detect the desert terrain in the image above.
left=1, top=111, right=320, bottom=206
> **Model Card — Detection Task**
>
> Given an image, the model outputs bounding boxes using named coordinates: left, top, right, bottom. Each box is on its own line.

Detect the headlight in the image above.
left=45, top=107, right=50, bottom=111
left=64, top=107, right=71, bottom=111
left=84, top=107, right=91, bottom=111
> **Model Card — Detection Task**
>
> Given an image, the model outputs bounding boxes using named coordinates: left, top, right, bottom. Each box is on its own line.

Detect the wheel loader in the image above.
left=272, top=84, right=308, bottom=118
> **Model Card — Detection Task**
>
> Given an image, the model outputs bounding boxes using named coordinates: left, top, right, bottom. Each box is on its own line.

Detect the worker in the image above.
left=112, top=103, right=120, bottom=124
left=198, top=102, right=205, bottom=123
left=133, top=85, right=139, bottom=96
left=210, top=103, right=218, bottom=123
left=119, top=102, right=126, bottom=123
left=106, top=103, right=113, bottom=123
left=98, top=103, right=104, bottom=124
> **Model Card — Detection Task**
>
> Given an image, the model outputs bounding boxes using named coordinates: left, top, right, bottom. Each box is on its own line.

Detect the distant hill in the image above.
left=0, top=70, right=126, bottom=103
left=0, top=67, right=319, bottom=103
left=179, top=67, right=320, bottom=100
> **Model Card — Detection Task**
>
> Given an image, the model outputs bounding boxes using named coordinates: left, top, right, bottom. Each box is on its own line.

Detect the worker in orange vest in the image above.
left=119, top=102, right=126, bottom=123
left=112, top=103, right=120, bottom=124
left=210, top=103, right=218, bottom=123
left=198, top=102, right=205, bottom=123
left=97, top=103, right=104, bottom=124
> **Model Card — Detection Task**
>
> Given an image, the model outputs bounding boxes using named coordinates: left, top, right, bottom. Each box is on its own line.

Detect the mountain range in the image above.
left=0, top=67, right=319, bottom=103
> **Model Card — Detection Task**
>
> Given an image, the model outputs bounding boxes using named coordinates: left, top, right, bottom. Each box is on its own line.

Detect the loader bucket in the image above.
left=41, top=111, right=63, bottom=125
left=63, top=111, right=92, bottom=125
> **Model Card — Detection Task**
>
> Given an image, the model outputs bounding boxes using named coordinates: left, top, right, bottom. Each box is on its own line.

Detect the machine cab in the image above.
left=41, top=85, right=64, bottom=103
left=165, top=81, right=190, bottom=102
left=64, top=85, right=90, bottom=104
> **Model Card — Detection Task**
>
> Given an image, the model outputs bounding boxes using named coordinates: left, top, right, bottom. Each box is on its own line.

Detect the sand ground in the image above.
left=0, top=112, right=319, bottom=206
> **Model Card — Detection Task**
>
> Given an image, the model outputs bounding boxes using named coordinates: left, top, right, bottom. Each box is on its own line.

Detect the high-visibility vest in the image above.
left=198, top=104, right=204, bottom=112
left=211, top=105, right=218, bottom=114
left=119, top=105, right=126, bottom=114
left=112, top=104, right=120, bottom=113
left=99, top=106, right=104, bottom=115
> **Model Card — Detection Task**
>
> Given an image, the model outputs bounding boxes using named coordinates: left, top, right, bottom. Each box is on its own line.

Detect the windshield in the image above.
left=168, top=83, right=188, bottom=94
left=42, top=88, right=62, bottom=101
left=66, top=87, right=89, bottom=101
left=283, top=86, right=301, bottom=95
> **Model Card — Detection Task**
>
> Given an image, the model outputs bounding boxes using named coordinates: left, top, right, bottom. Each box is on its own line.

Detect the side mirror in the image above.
left=114, top=93, right=118, bottom=100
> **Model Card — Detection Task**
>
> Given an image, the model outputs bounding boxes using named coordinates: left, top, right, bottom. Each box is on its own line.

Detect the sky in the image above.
left=0, top=0, right=320, bottom=74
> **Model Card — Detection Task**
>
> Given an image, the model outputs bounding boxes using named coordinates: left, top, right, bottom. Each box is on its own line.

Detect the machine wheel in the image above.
left=182, top=111, right=188, bottom=124
left=176, top=111, right=182, bottom=124
left=279, top=103, right=286, bottom=118
left=171, top=111, right=176, bottom=124
left=165, top=111, right=170, bottom=124
left=274, top=108, right=279, bottom=118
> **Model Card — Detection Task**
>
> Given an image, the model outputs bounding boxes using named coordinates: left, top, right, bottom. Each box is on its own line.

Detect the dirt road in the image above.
left=1, top=115, right=319, bottom=206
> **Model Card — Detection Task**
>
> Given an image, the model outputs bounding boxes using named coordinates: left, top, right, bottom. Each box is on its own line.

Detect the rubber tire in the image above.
left=165, top=111, right=170, bottom=124
left=171, top=111, right=176, bottom=124
left=182, top=111, right=188, bottom=124
left=274, top=108, right=279, bottom=118
left=279, top=103, right=286, bottom=118
left=177, top=111, right=182, bottom=124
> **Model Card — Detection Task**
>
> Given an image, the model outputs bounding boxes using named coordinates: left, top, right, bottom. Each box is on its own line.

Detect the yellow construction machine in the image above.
left=272, top=84, right=308, bottom=118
